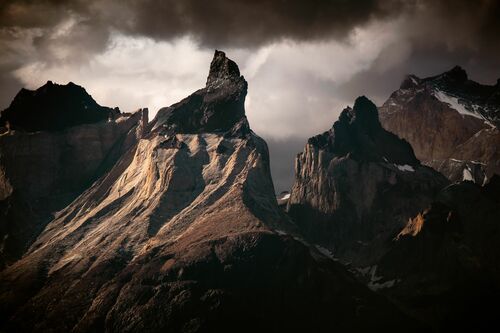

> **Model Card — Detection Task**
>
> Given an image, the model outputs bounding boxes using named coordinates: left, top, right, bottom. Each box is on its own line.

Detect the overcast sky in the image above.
left=1, top=0, right=499, bottom=192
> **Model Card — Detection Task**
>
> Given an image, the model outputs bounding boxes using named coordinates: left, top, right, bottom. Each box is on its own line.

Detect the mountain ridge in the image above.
left=0, top=51, right=424, bottom=332
left=379, top=65, right=500, bottom=183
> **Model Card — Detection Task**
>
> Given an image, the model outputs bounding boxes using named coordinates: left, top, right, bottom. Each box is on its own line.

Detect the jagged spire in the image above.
left=206, top=50, right=242, bottom=87
left=152, top=50, right=248, bottom=134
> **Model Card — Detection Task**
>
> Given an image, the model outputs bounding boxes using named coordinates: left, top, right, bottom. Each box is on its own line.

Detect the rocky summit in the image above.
left=379, top=66, right=500, bottom=183
left=152, top=50, right=248, bottom=134
left=287, top=96, right=448, bottom=266
left=0, top=51, right=424, bottom=333
left=0, top=81, right=119, bottom=132
left=286, top=85, right=500, bottom=331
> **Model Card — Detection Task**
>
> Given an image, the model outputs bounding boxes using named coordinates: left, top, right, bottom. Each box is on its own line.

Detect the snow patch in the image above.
left=463, top=167, right=473, bottom=181
left=315, top=245, right=336, bottom=260
left=394, top=164, right=415, bottom=172
left=434, top=90, right=483, bottom=120
left=274, top=229, right=288, bottom=236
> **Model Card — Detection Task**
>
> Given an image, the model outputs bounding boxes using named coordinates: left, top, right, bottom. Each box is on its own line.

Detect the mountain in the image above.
left=378, top=66, right=500, bottom=183
left=0, top=81, right=120, bottom=132
left=375, top=176, right=500, bottom=331
left=287, top=96, right=448, bottom=267
left=0, top=82, right=148, bottom=267
left=0, top=51, right=424, bottom=332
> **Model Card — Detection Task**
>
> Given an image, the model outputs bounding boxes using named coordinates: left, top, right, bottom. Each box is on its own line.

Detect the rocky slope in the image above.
left=0, top=83, right=147, bottom=267
left=375, top=176, right=500, bottom=331
left=0, top=51, right=424, bottom=332
left=287, top=96, right=448, bottom=267
left=379, top=66, right=500, bottom=183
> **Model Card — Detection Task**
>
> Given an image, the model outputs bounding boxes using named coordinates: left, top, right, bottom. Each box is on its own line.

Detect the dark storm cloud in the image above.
left=1, top=0, right=499, bottom=63
left=120, top=0, right=401, bottom=47
left=0, top=0, right=401, bottom=47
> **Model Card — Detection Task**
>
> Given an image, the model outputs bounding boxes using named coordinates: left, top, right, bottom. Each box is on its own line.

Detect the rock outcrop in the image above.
left=0, top=82, right=147, bottom=267
left=0, top=52, right=423, bottom=332
left=375, top=176, right=500, bottom=331
left=379, top=66, right=500, bottom=183
left=287, top=96, right=448, bottom=266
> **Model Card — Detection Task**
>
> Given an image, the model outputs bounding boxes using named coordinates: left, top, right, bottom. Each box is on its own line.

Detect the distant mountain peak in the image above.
left=309, top=96, right=418, bottom=165
left=399, top=74, right=421, bottom=89
left=0, top=81, right=117, bottom=132
left=439, top=65, right=468, bottom=83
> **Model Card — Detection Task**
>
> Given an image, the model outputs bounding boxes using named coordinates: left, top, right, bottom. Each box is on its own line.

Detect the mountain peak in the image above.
left=152, top=50, right=248, bottom=134
left=351, top=95, right=381, bottom=129
left=206, top=50, right=242, bottom=87
left=400, top=74, right=421, bottom=89
left=308, top=96, right=418, bottom=165
left=441, top=65, right=468, bottom=82
left=0, top=81, right=117, bottom=132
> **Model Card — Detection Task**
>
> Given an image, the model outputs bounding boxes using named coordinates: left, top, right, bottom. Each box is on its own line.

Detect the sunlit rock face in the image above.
left=378, top=66, right=500, bottom=183
left=0, top=51, right=424, bottom=333
left=287, top=96, right=448, bottom=266
left=0, top=82, right=147, bottom=267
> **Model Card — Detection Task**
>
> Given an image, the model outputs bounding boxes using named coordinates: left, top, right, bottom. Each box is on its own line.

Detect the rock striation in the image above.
left=379, top=66, right=500, bottom=183
left=0, top=83, right=147, bottom=267
left=287, top=96, right=448, bottom=266
left=0, top=51, right=423, bottom=332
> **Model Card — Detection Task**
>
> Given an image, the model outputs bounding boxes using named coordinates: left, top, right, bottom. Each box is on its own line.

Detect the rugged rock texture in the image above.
left=0, top=94, right=147, bottom=267
left=0, top=51, right=423, bottom=332
left=0, top=81, right=119, bottom=132
left=287, top=96, right=448, bottom=266
left=152, top=50, right=248, bottom=134
left=379, top=66, right=500, bottom=182
left=375, top=177, right=500, bottom=331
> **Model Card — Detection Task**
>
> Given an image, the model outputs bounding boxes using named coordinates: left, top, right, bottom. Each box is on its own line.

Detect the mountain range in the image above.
left=0, top=51, right=498, bottom=332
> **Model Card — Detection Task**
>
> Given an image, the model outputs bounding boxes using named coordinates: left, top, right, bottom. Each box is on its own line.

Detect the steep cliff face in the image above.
left=379, top=66, right=500, bottom=183
left=376, top=177, right=500, bottom=331
left=0, top=52, right=423, bottom=332
left=0, top=83, right=147, bottom=267
left=288, top=96, right=448, bottom=266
